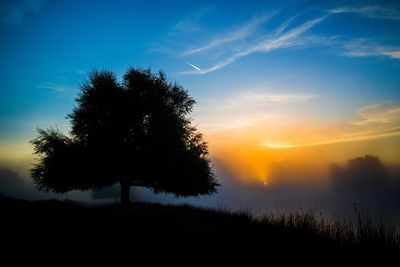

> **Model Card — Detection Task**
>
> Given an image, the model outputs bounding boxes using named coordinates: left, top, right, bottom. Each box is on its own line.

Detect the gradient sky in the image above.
left=1, top=0, right=400, bottom=187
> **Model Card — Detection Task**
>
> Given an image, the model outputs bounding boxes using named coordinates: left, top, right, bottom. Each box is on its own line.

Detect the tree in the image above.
left=31, top=68, right=218, bottom=203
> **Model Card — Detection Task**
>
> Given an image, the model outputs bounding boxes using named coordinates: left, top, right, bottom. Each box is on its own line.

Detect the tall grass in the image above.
left=256, top=204, right=399, bottom=253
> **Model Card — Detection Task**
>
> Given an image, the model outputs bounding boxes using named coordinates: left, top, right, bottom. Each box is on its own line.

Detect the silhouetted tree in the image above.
left=31, top=68, right=218, bottom=203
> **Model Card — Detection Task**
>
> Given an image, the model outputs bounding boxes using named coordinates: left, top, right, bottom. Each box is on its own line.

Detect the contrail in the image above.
left=187, top=62, right=202, bottom=71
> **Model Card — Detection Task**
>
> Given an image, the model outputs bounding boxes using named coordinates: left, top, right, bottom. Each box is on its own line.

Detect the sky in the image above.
left=0, top=0, right=400, bottom=214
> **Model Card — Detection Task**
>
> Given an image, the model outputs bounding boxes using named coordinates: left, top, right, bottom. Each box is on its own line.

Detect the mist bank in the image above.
left=2, top=121, right=400, bottom=218
left=2, top=154, right=399, bottom=223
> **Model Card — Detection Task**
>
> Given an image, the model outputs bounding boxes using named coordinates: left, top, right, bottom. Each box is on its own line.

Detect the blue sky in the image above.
left=0, top=0, right=400, bottom=155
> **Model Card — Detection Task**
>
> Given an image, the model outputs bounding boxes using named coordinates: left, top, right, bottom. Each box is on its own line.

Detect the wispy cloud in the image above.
left=261, top=131, right=400, bottom=149
left=352, top=101, right=400, bottom=126
left=273, top=14, right=299, bottom=36
left=194, top=91, right=316, bottom=132
left=181, top=12, right=277, bottom=56
left=334, top=38, right=400, bottom=60
left=177, top=5, right=400, bottom=75
left=36, top=83, right=73, bottom=92
left=151, top=6, right=214, bottom=55
left=382, top=51, right=400, bottom=59
left=181, top=16, right=326, bottom=75
left=74, top=69, right=88, bottom=75
left=169, top=6, right=214, bottom=35
left=289, top=35, right=400, bottom=60
left=329, top=5, right=400, bottom=20
left=252, top=16, right=326, bottom=51
left=260, top=101, right=400, bottom=149
left=216, top=92, right=317, bottom=110
left=0, top=0, right=45, bottom=25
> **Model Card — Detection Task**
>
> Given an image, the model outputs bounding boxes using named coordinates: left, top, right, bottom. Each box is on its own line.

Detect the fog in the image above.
left=93, top=156, right=400, bottom=222
left=0, top=167, right=92, bottom=202
left=2, top=155, right=400, bottom=223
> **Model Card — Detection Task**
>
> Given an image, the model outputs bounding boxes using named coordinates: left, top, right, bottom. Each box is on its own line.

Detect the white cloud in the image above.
left=218, top=92, right=317, bottom=110
left=252, top=16, right=325, bottom=52
left=260, top=131, right=400, bottom=149
left=273, top=15, right=299, bottom=36
left=181, top=12, right=277, bottom=56
left=155, top=3, right=400, bottom=76
left=194, top=91, right=316, bottom=132
left=36, top=83, right=74, bottom=92
left=382, top=51, right=400, bottom=59
left=294, top=35, right=400, bottom=60
left=330, top=5, right=400, bottom=20
left=169, top=6, right=214, bottom=35
left=181, top=16, right=326, bottom=75
left=74, top=69, right=88, bottom=75
left=352, top=101, right=400, bottom=126
left=0, top=0, right=45, bottom=25
left=260, top=101, right=400, bottom=149
left=199, top=113, right=277, bottom=131
left=335, top=39, right=400, bottom=60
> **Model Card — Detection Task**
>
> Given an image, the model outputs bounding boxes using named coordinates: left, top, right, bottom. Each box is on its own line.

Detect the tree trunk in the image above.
left=120, top=181, right=130, bottom=204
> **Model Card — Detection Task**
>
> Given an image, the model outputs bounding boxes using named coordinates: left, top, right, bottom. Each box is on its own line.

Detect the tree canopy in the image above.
left=31, top=68, right=218, bottom=203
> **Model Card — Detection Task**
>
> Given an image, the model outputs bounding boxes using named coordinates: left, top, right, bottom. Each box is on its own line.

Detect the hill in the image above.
left=1, top=194, right=399, bottom=262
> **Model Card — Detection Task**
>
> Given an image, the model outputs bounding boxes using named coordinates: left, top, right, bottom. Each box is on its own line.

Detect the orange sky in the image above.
left=207, top=133, right=400, bottom=187
left=201, top=100, right=400, bottom=186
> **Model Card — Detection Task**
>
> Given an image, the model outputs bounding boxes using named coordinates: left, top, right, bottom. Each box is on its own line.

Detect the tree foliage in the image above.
left=31, top=68, right=218, bottom=201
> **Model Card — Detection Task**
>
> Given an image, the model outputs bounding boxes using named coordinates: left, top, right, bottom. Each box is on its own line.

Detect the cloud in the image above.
left=197, top=92, right=317, bottom=113
left=74, top=69, right=88, bottom=75
left=352, top=101, right=400, bottom=126
left=36, top=83, right=74, bottom=92
left=168, top=5, right=400, bottom=74
left=198, top=113, right=278, bottom=131
left=217, top=92, right=317, bottom=109
left=261, top=131, right=400, bottom=149
left=382, top=51, right=400, bottom=59
left=335, top=38, right=400, bottom=60
left=260, top=101, right=400, bottom=149
left=326, top=6, right=400, bottom=59
left=151, top=6, right=215, bottom=55
left=194, top=92, right=316, bottom=132
left=273, top=14, right=299, bottom=36
left=329, top=5, right=400, bottom=20
left=281, top=35, right=400, bottom=61
left=0, top=0, right=45, bottom=25
left=181, top=12, right=277, bottom=56
left=181, top=16, right=326, bottom=75
left=169, top=6, right=214, bottom=35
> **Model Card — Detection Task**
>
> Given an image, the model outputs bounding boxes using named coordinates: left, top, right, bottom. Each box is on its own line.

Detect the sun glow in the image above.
left=203, top=101, right=400, bottom=186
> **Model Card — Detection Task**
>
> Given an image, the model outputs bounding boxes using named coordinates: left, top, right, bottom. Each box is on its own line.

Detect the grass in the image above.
left=1, top=193, right=399, bottom=260
left=258, top=207, right=399, bottom=253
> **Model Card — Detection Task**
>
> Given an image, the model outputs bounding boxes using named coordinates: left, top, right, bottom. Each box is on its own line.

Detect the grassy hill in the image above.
left=1, top=193, right=399, bottom=261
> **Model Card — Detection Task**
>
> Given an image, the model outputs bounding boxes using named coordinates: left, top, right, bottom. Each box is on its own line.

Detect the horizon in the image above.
left=0, top=0, right=400, bottom=218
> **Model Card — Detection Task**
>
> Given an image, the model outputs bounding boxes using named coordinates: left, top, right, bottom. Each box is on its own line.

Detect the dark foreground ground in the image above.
left=1, top=194, right=399, bottom=262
